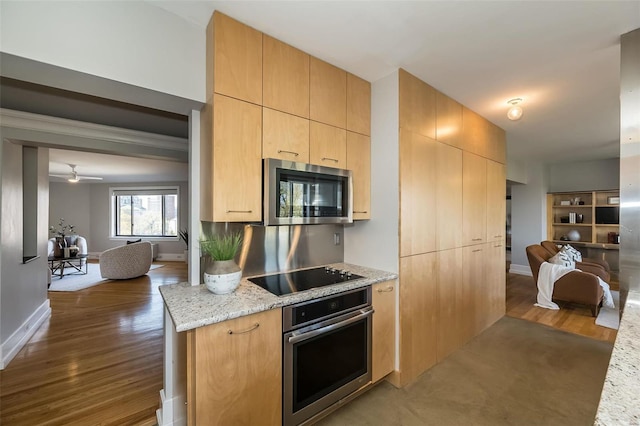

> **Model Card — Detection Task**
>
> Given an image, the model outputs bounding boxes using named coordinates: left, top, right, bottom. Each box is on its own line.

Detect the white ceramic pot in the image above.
left=204, top=260, right=242, bottom=294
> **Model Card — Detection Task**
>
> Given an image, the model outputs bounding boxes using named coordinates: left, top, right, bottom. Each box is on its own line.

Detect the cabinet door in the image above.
left=436, top=92, right=463, bottom=149
left=436, top=248, right=463, bottom=362
left=486, top=241, right=506, bottom=327
left=263, top=108, right=310, bottom=162
left=209, top=12, right=262, bottom=105
left=346, top=73, right=371, bottom=136
left=309, top=121, right=346, bottom=168
left=399, top=69, right=436, bottom=139
left=398, top=252, right=437, bottom=386
left=189, top=309, right=282, bottom=426
left=310, top=57, right=347, bottom=128
left=461, top=107, right=489, bottom=158
left=462, top=152, right=487, bottom=245
left=436, top=143, right=463, bottom=250
left=212, top=94, right=262, bottom=222
left=263, top=35, right=309, bottom=118
left=487, top=122, right=506, bottom=164
left=486, top=160, right=506, bottom=243
left=400, top=129, right=437, bottom=257
left=372, top=280, right=396, bottom=383
left=346, top=131, right=371, bottom=220
left=462, top=244, right=486, bottom=340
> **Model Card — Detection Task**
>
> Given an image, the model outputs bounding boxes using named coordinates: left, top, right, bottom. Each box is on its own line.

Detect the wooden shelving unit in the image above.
left=546, top=190, right=619, bottom=248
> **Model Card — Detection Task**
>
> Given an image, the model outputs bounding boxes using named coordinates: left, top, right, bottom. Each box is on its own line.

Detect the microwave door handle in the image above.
left=287, top=307, right=374, bottom=344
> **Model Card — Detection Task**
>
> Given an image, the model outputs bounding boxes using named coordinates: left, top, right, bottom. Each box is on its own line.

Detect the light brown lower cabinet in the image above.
left=186, top=309, right=282, bottom=426
left=436, top=247, right=464, bottom=362
left=372, top=280, right=396, bottom=383
left=397, top=252, right=437, bottom=387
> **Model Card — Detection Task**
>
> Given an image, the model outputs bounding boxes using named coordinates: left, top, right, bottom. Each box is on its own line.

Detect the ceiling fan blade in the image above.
left=77, top=176, right=103, bottom=180
left=49, top=174, right=71, bottom=178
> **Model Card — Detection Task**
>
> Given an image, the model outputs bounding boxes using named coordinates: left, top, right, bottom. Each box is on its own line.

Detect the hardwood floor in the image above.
left=0, top=261, right=188, bottom=426
left=506, top=271, right=618, bottom=343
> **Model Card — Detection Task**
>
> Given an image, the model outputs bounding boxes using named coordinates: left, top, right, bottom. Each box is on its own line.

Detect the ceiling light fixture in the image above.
left=507, top=98, right=524, bottom=121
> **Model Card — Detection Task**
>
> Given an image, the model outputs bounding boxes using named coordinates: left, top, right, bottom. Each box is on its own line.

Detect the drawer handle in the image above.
left=472, top=238, right=483, bottom=241
left=228, top=323, right=260, bottom=335
left=353, top=210, right=368, bottom=214
left=494, top=244, right=503, bottom=248
left=494, top=235, right=502, bottom=238
left=278, top=150, right=299, bottom=157
left=226, top=210, right=252, bottom=213
left=377, top=286, right=394, bottom=293
left=322, top=157, right=339, bottom=163
left=473, top=249, right=482, bottom=252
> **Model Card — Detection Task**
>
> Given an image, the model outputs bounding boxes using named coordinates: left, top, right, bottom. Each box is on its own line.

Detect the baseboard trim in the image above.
left=509, top=263, right=532, bottom=276
left=0, top=299, right=51, bottom=370
left=156, top=253, right=184, bottom=262
left=157, top=389, right=186, bottom=426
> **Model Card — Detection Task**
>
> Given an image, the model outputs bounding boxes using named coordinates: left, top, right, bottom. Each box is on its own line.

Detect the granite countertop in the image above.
left=595, top=291, right=640, bottom=425
left=160, top=263, right=398, bottom=332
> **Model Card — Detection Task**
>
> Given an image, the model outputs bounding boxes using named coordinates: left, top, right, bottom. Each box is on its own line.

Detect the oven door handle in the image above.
left=287, top=307, right=374, bottom=344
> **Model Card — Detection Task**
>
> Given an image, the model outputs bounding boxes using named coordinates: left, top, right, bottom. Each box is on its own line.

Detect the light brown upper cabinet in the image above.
left=263, top=108, right=310, bottom=162
left=346, top=131, right=371, bottom=220
left=486, top=160, right=506, bottom=243
left=310, top=57, right=347, bottom=129
left=462, top=151, right=487, bottom=245
left=436, top=92, right=463, bottom=149
left=202, top=94, right=262, bottom=223
left=263, top=35, right=310, bottom=118
left=487, top=122, right=506, bottom=164
left=309, top=121, right=346, bottom=168
left=400, top=129, right=437, bottom=257
left=399, top=69, right=436, bottom=139
left=346, top=73, right=371, bottom=136
left=207, top=12, right=262, bottom=105
left=461, top=107, right=489, bottom=158
left=436, top=143, right=463, bottom=250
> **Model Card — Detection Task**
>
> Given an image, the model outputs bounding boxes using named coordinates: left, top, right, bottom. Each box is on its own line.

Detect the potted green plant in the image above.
left=200, top=232, right=243, bottom=294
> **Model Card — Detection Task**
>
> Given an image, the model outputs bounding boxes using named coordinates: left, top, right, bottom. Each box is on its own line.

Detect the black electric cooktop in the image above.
left=248, top=266, right=364, bottom=296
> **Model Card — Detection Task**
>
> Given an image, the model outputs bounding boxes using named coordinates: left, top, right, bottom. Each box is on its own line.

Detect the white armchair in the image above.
left=99, top=242, right=153, bottom=280
left=47, top=236, right=88, bottom=257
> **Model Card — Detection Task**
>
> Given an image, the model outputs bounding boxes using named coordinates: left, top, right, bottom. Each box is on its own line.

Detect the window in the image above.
left=111, top=187, right=178, bottom=238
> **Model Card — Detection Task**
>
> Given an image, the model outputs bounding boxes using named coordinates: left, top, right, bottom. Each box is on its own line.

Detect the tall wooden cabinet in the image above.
left=203, top=11, right=372, bottom=222
left=396, top=69, right=506, bottom=387
left=372, top=280, right=396, bottom=383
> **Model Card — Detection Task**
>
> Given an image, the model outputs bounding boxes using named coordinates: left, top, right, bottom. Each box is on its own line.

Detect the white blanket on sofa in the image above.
left=535, top=262, right=614, bottom=310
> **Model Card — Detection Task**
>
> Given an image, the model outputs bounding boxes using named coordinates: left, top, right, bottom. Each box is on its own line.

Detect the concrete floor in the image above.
left=318, top=316, right=613, bottom=426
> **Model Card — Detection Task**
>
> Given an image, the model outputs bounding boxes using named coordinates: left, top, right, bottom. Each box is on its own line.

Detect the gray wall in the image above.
left=548, top=158, right=619, bottom=192
left=49, top=180, right=188, bottom=258
left=1, top=141, right=50, bottom=366
left=510, top=162, right=549, bottom=272
left=344, top=70, right=400, bottom=273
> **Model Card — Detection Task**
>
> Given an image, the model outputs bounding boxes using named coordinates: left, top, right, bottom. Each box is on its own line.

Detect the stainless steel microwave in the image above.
left=264, top=159, right=353, bottom=225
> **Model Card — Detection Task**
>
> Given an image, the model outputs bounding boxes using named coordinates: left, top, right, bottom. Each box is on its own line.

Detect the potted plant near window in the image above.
left=200, top=232, right=243, bottom=295
left=179, top=229, right=189, bottom=264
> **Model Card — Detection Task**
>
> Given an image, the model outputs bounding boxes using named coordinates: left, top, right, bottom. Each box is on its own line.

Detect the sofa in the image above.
left=99, top=242, right=153, bottom=280
left=540, top=240, right=611, bottom=276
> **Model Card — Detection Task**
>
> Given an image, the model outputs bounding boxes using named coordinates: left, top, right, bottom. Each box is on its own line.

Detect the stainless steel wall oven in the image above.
left=283, top=287, right=372, bottom=425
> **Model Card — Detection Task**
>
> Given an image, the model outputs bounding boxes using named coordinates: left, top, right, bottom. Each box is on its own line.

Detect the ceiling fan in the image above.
left=49, top=164, right=103, bottom=183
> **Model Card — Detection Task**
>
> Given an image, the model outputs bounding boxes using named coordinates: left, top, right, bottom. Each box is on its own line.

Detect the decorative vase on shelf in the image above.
left=53, top=236, right=64, bottom=257
left=203, top=260, right=242, bottom=295
left=567, top=230, right=581, bottom=242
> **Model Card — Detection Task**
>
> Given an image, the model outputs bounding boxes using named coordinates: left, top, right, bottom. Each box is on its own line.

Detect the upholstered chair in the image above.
left=99, top=242, right=153, bottom=280
left=526, top=244, right=604, bottom=316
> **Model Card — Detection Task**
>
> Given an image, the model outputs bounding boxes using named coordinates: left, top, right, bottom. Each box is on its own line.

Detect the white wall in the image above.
left=548, top=158, right=619, bottom=192
left=1, top=141, right=50, bottom=369
left=510, top=162, right=549, bottom=274
left=344, top=70, right=399, bottom=273
left=0, top=1, right=205, bottom=103
left=49, top=181, right=189, bottom=259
